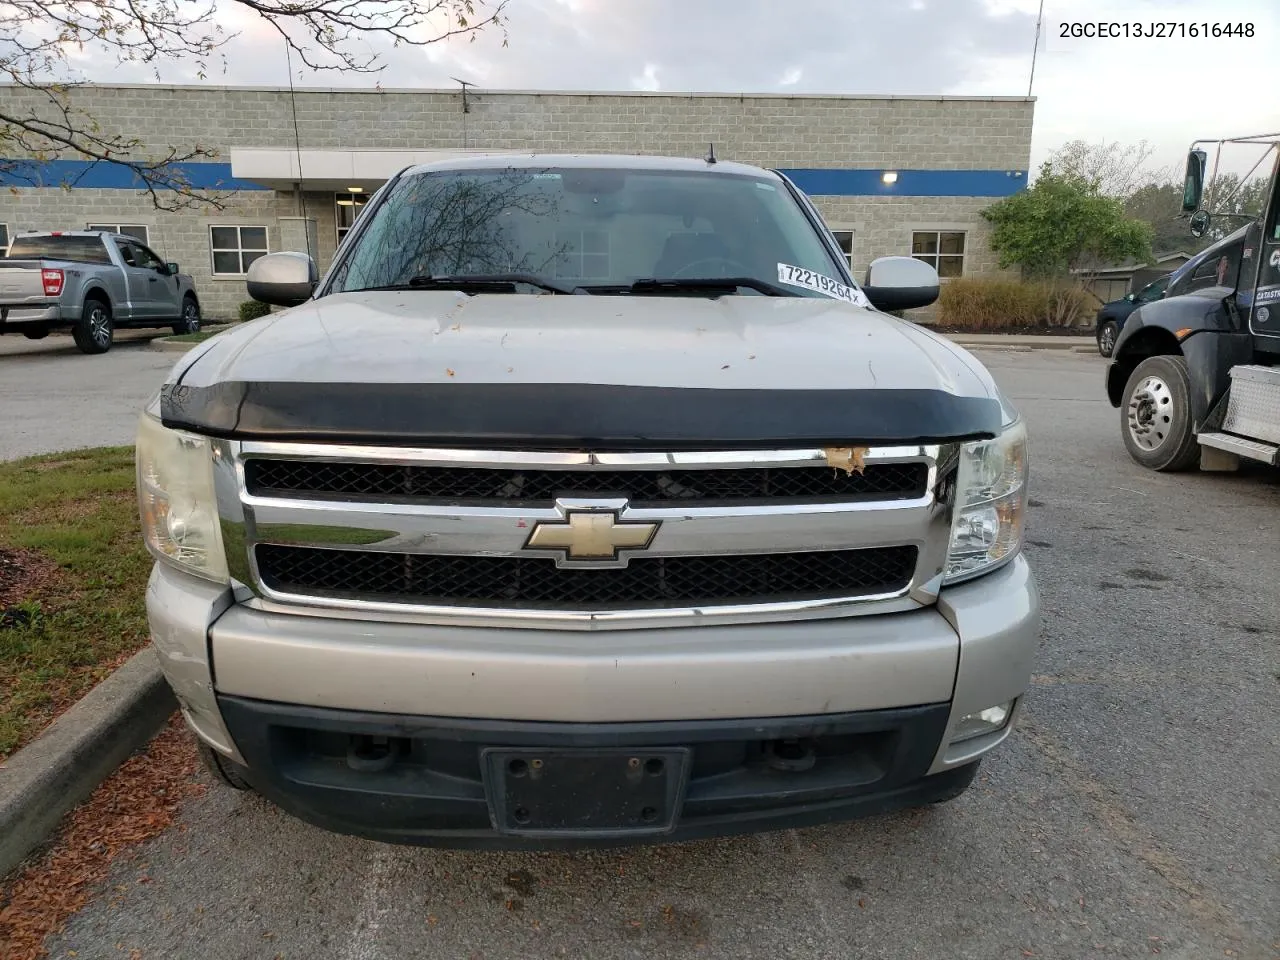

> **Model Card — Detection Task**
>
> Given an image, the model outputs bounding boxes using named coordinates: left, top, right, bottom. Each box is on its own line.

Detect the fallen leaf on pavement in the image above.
left=0, top=717, right=205, bottom=960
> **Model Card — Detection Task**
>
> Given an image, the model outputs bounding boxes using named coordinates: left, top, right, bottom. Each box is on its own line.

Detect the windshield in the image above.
left=6, top=235, right=111, bottom=264
left=329, top=166, right=849, bottom=297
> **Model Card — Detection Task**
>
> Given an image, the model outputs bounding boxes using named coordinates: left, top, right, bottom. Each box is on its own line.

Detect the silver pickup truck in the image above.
left=0, top=231, right=202, bottom=354
left=138, top=154, right=1038, bottom=848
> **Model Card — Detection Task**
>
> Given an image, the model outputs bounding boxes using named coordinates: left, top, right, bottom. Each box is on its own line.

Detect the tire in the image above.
left=72, top=298, right=113, bottom=354
left=1097, top=321, right=1118, bottom=358
left=1120, top=355, right=1201, bottom=471
left=22, top=327, right=50, bottom=340
left=197, top=740, right=254, bottom=791
left=172, top=296, right=201, bottom=336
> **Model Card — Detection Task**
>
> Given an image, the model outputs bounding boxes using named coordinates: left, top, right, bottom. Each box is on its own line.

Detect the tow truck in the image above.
left=1107, top=133, right=1280, bottom=471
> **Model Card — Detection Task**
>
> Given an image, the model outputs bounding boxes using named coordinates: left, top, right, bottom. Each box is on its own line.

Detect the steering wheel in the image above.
left=671, top=257, right=753, bottom=279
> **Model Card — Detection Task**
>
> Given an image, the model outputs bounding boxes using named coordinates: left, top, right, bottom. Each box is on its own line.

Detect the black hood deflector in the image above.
left=161, top=380, right=1002, bottom=450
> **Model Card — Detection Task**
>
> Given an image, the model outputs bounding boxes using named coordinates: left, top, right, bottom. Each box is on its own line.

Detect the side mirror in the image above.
left=1189, top=209, right=1211, bottom=238
left=862, top=256, right=939, bottom=312
left=1182, top=148, right=1206, bottom=214
left=246, top=252, right=318, bottom=307
left=165, top=262, right=180, bottom=276
left=1124, top=293, right=1136, bottom=302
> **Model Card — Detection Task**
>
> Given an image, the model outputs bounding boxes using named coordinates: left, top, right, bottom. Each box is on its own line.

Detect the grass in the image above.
left=164, top=321, right=239, bottom=344
left=166, top=328, right=221, bottom=343
left=0, top=448, right=152, bottom=759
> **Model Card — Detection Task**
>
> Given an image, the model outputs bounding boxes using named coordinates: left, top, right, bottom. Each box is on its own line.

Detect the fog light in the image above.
left=951, top=701, right=1014, bottom=743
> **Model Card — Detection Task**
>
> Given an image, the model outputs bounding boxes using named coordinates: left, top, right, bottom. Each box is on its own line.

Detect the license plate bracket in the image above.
left=482, top=747, right=690, bottom=838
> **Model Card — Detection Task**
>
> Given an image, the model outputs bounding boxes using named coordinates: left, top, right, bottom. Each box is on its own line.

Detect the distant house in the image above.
left=1076, top=252, right=1194, bottom=304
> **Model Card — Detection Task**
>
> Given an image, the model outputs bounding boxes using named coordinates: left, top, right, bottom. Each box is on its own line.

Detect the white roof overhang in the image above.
left=228, top=148, right=526, bottom=191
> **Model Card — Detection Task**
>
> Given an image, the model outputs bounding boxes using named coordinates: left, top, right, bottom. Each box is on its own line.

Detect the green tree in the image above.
left=1124, top=172, right=1271, bottom=254
left=1, top=1, right=507, bottom=210
left=981, top=163, right=1154, bottom=280
left=1124, top=181, right=1192, bottom=256
left=1198, top=172, right=1271, bottom=242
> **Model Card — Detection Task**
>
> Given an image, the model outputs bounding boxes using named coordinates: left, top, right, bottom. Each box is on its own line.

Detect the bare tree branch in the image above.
left=1047, top=139, right=1159, bottom=198
left=0, top=0, right=508, bottom=209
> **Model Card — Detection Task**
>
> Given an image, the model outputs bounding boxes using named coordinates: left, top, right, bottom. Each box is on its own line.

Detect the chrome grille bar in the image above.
left=212, top=440, right=957, bottom=631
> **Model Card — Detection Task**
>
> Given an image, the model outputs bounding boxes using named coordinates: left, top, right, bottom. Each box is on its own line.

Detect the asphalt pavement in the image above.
left=10, top=347, right=1279, bottom=959
left=0, top=332, right=179, bottom=460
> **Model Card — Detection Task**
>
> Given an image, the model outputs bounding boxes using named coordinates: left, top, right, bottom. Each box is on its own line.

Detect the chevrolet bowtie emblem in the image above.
left=525, top=509, right=658, bottom=562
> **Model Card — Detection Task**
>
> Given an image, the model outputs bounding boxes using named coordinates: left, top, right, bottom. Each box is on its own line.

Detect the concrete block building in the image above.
left=0, top=84, right=1034, bottom=319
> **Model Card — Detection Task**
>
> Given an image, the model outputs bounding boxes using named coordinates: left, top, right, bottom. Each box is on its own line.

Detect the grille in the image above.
left=255, top=544, right=918, bottom=609
left=244, top=459, right=929, bottom=505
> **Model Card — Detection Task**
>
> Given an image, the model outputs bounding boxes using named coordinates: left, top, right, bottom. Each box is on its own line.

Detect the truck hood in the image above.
left=163, top=291, right=1008, bottom=449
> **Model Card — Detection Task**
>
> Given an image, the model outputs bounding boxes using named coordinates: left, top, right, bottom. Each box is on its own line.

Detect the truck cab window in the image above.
left=115, top=240, right=138, bottom=266
left=1172, top=235, right=1245, bottom=296
left=130, top=242, right=166, bottom=271
left=1269, top=180, right=1280, bottom=242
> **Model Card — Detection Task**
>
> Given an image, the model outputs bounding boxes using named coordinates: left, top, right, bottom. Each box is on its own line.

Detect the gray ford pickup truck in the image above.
left=0, top=231, right=201, bottom=353
left=138, top=154, right=1038, bottom=848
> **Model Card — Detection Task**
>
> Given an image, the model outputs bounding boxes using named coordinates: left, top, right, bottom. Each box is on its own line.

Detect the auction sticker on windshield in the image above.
left=777, top=263, right=869, bottom=306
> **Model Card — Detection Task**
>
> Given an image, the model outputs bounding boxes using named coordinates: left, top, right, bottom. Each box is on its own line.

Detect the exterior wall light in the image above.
left=882, top=171, right=899, bottom=184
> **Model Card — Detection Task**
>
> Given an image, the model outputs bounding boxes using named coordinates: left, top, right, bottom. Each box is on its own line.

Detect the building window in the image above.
left=335, top=192, right=370, bottom=245
left=830, top=229, right=854, bottom=269
left=911, top=231, right=966, bottom=278
left=0, top=224, right=8, bottom=256
left=210, top=226, right=269, bottom=276
left=88, top=224, right=150, bottom=245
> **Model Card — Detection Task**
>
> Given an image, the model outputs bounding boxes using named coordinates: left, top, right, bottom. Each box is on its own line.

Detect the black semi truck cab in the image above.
left=1106, top=134, right=1280, bottom=472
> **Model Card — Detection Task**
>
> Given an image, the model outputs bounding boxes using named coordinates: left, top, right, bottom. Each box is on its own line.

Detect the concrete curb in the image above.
left=0, top=648, right=176, bottom=878
left=150, top=337, right=199, bottom=352
left=150, top=324, right=235, bottom=352
left=942, top=336, right=1095, bottom=351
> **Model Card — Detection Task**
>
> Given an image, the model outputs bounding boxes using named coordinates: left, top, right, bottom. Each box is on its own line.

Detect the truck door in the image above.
left=113, top=238, right=157, bottom=320
left=1252, top=166, right=1280, bottom=345
left=131, top=240, right=181, bottom=320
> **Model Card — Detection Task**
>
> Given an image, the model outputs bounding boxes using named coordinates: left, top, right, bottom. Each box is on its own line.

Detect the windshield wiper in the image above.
left=356, top=273, right=575, bottom=295
left=581, top=277, right=795, bottom=298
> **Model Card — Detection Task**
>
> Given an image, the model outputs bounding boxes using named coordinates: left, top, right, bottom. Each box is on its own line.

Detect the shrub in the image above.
left=1043, top=284, right=1092, bottom=329
left=238, top=300, right=271, bottom=322
left=937, top=278, right=1091, bottom=331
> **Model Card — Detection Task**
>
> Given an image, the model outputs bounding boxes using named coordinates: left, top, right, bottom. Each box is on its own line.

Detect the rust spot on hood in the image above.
left=823, top=446, right=867, bottom=475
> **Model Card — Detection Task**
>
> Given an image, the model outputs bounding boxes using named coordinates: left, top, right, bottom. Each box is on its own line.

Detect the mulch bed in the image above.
left=0, top=717, right=205, bottom=960
left=0, top=549, right=60, bottom=613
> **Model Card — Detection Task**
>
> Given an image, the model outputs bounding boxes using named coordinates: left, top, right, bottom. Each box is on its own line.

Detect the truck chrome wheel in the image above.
left=1097, top=322, right=1117, bottom=357
left=174, top=298, right=201, bottom=335
left=1126, top=374, right=1174, bottom=451
left=74, top=299, right=114, bottom=354
left=87, top=304, right=111, bottom=347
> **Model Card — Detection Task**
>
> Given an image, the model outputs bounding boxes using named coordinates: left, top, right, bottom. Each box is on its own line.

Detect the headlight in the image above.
left=136, top=413, right=228, bottom=582
left=944, top=420, right=1028, bottom=583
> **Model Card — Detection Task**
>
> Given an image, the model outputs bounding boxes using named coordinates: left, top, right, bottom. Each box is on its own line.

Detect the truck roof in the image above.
left=399, top=153, right=779, bottom=180
left=15, top=230, right=113, bottom=238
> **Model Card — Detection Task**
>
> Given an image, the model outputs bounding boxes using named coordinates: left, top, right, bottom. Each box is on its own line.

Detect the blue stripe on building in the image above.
left=0, top=159, right=269, bottom=191
left=2, top=159, right=1027, bottom=198
left=778, top=168, right=1027, bottom=197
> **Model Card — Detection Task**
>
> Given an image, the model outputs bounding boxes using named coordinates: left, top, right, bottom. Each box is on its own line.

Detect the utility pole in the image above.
left=1028, top=0, right=1045, bottom=97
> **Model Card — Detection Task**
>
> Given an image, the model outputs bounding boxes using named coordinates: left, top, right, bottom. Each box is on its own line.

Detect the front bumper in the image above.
left=146, top=554, right=1038, bottom=845
left=217, top=696, right=980, bottom=848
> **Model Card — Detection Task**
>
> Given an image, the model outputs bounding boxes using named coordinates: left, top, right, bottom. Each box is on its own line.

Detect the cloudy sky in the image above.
left=74, top=0, right=1280, bottom=176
